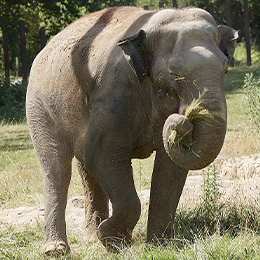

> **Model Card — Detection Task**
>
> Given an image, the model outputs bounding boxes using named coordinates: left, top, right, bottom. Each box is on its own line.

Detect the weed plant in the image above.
left=244, top=73, right=260, bottom=134
left=173, top=164, right=260, bottom=244
left=199, top=164, right=223, bottom=222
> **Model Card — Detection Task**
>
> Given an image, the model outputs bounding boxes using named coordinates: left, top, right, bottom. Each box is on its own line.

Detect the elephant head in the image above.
left=118, top=8, right=238, bottom=170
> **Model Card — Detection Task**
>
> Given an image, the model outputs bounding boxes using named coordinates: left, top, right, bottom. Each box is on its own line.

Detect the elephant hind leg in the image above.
left=76, top=160, right=109, bottom=243
left=37, top=143, right=73, bottom=255
left=27, top=103, right=73, bottom=255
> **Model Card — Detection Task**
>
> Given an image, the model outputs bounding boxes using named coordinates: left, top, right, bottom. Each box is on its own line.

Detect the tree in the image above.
left=0, top=0, right=137, bottom=76
left=243, top=0, right=251, bottom=65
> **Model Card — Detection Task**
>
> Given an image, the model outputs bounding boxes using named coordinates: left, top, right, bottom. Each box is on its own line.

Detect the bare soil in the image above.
left=1, top=154, right=260, bottom=233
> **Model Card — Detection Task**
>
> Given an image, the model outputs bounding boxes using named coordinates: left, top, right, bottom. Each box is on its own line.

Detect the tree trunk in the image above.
left=172, top=0, right=178, bottom=8
left=226, top=0, right=234, bottom=67
left=20, top=20, right=27, bottom=81
left=3, top=33, right=9, bottom=78
left=243, top=0, right=251, bottom=66
left=40, top=28, right=47, bottom=50
left=226, top=0, right=232, bottom=26
left=159, top=2, right=164, bottom=8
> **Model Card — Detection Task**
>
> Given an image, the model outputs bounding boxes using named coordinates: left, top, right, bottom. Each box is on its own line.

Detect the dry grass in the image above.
left=167, top=94, right=216, bottom=148
left=185, top=96, right=215, bottom=124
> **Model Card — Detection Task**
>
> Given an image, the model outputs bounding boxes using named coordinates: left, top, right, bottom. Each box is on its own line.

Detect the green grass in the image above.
left=219, top=65, right=260, bottom=157
left=224, top=64, right=260, bottom=94
left=0, top=76, right=27, bottom=122
left=0, top=122, right=42, bottom=208
left=0, top=224, right=259, bottom=259
left=234, top=41, right=260, bottom=67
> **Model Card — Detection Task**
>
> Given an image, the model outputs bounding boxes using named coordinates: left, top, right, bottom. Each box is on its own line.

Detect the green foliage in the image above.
left=1, top=0, right=260, bottom=76
left=0, top=0, right=137, bottom=75
left=136, top=0, right=173, bottom=9
left=244, top=73, right=260, bottom=134
left=173, top=165, right=223, bottom=240
left=200, top=164, right=223, bottom=221
left=0, top=76, right=27, bottom=122
left=173, top=164, right=260, bottom=243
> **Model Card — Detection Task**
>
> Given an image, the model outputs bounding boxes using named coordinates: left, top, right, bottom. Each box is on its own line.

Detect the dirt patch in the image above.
left=1, top=154, right=260, bottom=232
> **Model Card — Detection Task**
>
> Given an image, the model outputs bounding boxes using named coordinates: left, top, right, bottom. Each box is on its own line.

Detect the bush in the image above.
left=244, top=73, right=260, bottom=133
left=0, top=76, right=27, bottom=122
left=173, top=164, right=260, bottom=242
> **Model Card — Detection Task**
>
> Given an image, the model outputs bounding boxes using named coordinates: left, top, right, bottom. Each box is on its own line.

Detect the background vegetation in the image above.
left=0, top=0, right=260, bottom=77
left=1, top=0, right=260, bottom=258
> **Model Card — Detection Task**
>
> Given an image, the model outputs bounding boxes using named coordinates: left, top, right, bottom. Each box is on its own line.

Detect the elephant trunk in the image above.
left=163, top=94, right=226, bottom=170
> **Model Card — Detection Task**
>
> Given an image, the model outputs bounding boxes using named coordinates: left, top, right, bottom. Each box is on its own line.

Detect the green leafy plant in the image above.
left=244, top=73, right=260, bottom=134
left=200, top=164, right=223, bottom=220
left=173, top=163, right=260, bottom=243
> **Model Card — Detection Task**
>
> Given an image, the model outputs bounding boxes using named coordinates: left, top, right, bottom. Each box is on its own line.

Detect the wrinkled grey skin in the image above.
left=26, top=6, right=238, bottom=255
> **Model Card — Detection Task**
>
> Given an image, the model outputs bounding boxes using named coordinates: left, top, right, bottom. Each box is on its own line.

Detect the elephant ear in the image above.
left=218, top=25, right=239, bottom=65
left=118, top=30, right=150, bottom=82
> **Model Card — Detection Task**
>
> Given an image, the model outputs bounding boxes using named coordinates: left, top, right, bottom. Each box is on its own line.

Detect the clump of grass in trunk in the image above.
left=167, top=128, right=192, bottom=148
left=169, top=95, right=216, bottom=148
left=185, top=97, right=215, bottom=124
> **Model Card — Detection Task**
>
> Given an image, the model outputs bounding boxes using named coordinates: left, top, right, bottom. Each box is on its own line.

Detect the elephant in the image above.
left=26, top=6, right=238, bottom=255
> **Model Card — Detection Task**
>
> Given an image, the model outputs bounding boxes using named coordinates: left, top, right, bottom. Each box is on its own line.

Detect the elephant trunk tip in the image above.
left=165, top=114, right=193, bottom=149
left=163, top=99, right=226, bottom=170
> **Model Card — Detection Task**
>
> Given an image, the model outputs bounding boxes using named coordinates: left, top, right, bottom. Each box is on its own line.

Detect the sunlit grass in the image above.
left=234, top=41, right=260, bottom=66
left=219, top=66, right=260, bottom=158
left=1, top=222, right=259, bottom=259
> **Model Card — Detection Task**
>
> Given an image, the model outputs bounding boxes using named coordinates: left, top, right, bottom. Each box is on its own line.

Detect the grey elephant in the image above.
left=26, top=6, right=238, bottom=255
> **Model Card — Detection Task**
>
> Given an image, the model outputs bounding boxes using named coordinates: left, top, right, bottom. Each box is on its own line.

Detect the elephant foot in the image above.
left=83, top=228, right=99, bottom=244
left=42, top=240, right=70, bottom=256
left=97, top=219, right=132, bottom=252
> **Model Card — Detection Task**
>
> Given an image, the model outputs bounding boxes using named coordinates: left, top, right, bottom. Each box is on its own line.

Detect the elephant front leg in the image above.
left=147, top=147, right=188, bottom=242
left=76, top=160, right=109, bottom=243
left=97, top=194, right=141, bottom=251
left=84, top=140, right=141, bottom=250
left=91, top=161, right=141, bottom=251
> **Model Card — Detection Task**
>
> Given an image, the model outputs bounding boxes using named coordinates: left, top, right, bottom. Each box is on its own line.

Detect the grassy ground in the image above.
left=219, top=64, right=260, bottom=157
left=1, top=65, right=260, bottom=258
left=1, top=225, right=260, bottom=259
